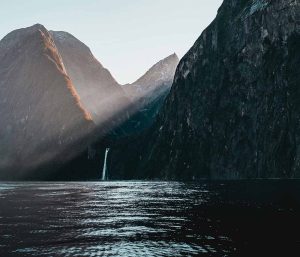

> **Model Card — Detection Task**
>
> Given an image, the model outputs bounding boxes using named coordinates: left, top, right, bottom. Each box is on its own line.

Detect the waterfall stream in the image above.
left=102, top=148, right=110, bottom=181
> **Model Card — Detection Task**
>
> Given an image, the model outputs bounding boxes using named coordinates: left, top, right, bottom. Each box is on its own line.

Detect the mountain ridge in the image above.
left=50, top=30, right=131, bottom=126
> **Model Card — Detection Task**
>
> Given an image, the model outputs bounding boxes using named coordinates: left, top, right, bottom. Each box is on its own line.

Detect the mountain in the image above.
left=0, top=24, right=179, bottom=180
left=50, top=31, right=131, bottom=127
left=124, top=53, right=179, bottom=105
left=109, top=0, right=300, bottom=180
left=122, top=53, right=179, bottom=130
left=0, top=24, right=94, bottom=180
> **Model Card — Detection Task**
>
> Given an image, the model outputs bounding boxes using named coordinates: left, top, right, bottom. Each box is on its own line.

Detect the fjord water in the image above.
left=0, top=181, right=300, bottom=256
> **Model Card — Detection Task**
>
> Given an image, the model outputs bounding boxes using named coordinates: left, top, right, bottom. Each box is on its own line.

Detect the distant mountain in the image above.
left=0, top=24, right=94, bottom=179
left=124, top=53, right=179, bottom=102
left=109, top=0, right=300, bottom=180
left=122, top=53, right=179, bottom=130
left=51, top=31, right=131, bottom=126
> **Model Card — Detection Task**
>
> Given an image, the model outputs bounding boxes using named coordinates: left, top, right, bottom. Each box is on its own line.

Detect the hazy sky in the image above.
left=0, top=0, right=223, bottom=84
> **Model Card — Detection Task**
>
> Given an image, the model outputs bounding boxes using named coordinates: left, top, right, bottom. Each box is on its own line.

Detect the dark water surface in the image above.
left=0, top=181, right=300, bottom=256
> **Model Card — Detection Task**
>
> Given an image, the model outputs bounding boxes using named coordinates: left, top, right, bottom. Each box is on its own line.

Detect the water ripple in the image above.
left=1, top=181, right=300, bottom=256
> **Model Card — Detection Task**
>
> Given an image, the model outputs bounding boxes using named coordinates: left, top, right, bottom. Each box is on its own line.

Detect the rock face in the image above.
left=111, top=0, right=300, bottom=179
left=0, top=24, right=95, bottom=179
left=122, top=54, right=179, bottom=130
left=51, top=31, right=131, bottom=127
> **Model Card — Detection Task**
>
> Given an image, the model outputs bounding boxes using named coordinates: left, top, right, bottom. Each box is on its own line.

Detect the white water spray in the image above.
left=102, top=148, right=110, bottom=181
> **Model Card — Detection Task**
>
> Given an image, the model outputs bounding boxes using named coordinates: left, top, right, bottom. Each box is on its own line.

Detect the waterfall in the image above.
left=102, top=148, right=110, bottom=181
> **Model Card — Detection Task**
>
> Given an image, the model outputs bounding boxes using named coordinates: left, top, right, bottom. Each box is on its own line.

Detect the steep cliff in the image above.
left=111, top=0, right=300, bottom=179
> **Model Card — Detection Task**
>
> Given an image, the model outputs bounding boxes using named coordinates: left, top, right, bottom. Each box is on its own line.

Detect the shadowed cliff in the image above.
left=110, top=0, right=300, bottom=180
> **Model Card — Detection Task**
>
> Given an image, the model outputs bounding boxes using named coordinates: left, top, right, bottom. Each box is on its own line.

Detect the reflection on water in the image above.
left=0, top=181, right=300, bottom=256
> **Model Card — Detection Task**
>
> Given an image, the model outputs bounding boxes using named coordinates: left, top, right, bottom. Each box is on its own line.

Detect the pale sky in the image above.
left=0, top=0, right=223, bottom=84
